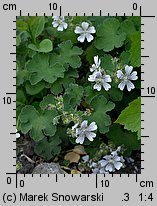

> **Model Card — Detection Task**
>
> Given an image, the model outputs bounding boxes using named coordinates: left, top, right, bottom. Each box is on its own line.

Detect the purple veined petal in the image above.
left=103, top=82, right=111, bottom=91
left=62, top=22, right=68, bottom=29
left=77, top=33, right=86, bottom=42
left=111, top=151, right=118, bottom=156
left=81, top=22, right=89, bottom=30
left=117, top=70, right=124, bottom=79
left=86, top=122, right=97, bottom=131
left=76, top=136, right=85, bottom=144
left=76, top=128, right=81, bottom=135
left=93, top=83, right=102, bottom=91
left=104, top=75, right=112, bottom=82
left=113, top=155, right=121, bottom=162
left=105, top=163, right=115, bottom=172
left=86, top=33, right=94, bottom=42
left=52, top=22, right=59, bottom=27
left=90, top=65, right=96, bottom=72
left=94, top=56, right=98, bottom=65
left=94, top=56, right=101, bottom=68
left=114, top=161, right=123, bottom=170
left=88, top=74, right=96, bottom=82
left=57, top=25, right=64, bottom=31
left=118, top=81, right=126, bottom=91
left=81, top=120, right=88, bottom=128
left=86, top=131, right=96, bottom=141
left=125, top=65, right=133, bottom=76
left=95, top=71, right=102, bottom=79
left=53, top=16, right=60, bottom=21
left=99, top=160, right=108, bottom=167
left=87, top=26, right=96, bottom=33
left=126, top=80, right=135, bottom=92
left=75, top=26, right=83, bottom=34
left=128, top=71, right=138, bottom=80
left=103, top=155, right=112, bottom=160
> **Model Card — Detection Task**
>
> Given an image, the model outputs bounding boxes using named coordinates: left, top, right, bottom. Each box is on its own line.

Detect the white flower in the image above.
left=74, top=120, right=97, bottom=144
left=82, top=155, right=90, bottom=163
left=117, top=65, right=138, bottom=92
left=90, top=56, right=101, bottom=72
left=16, top=129, right=20, bottom=139
left=99, top=151, right=124, bottom=172
left=75, top=22, right=96, bottom=43
left=88, top=71, right=111, bottom=91
left=52, top=16, right=68, bottom=31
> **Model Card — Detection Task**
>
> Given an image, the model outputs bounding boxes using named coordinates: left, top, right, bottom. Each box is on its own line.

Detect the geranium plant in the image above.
left=16, top=16, right=141, bottom=174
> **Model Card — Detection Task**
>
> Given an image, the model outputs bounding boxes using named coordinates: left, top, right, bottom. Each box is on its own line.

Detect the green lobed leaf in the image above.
left=34, top=136, right=61, bottom=161
left=50, top=40, right=83, bottom=69
left=63, top=83, right=84, bottom=111
left=107, top=124, right=140, bottom=156
left=115, top=97, right=141, bottom=139
left=50, top=69, right=79, bottom=95
left=87, top=95, right=115, bottom=134
left=19, top=105, right=57, bottom=141
left=40, top=94, right=56, bottom=110
left=28, top=39, right=53, bottom=53
left=129, top=31, right=141, bottom=67
left=26, top=53, right=65, bottom=85
left=95, top=18, right=126, bottom=52
left=119, top=19, right=136, bottom=38
left=108, top=87, right=123, bottom=102
left=25, top=81, right=45, bottom=95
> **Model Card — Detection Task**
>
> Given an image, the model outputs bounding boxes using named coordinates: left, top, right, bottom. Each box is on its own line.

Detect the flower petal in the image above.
left=52, top=22, right=59, bottom=27
left=76, top=136, right=85, bottom=144
left=81, top=22, right=89, bottom=30
left=86, top=131, right=96, bottom=141
left=86, top=33, right=94, bottom=42
left=87, top=122, right=97, bottom=131
left=104, top=75, right=112, bottom=82
left=72, top=123, right=79, bottom=130
left=103, top=82, right=111, bottom=91
left=92, top=168, right=100, bottom=173
left=125, top=65, right=133, bottom=76
left=114, top=161, right=123, bottom=170
left=126, top=80, right=135, bottom=91
left=99, top=160, right=108, bottom=167
left=53, top=16, right=59, bottom=21
left=118, top=81, right=126, bottom=91
left=62, top=22, right=68, bottom=29
left=88, top=74, right=96, bottom=82
left=117, top=70, right=124, bottom=79
left=82, top=155, right=89, bottom=162
left=81, top=120, right=88, bottom=128
left=75, top=26, right=83, bottom=34
left=57, top=25, right=64, bottom=31
left=103, top=155, right=112, bottom=160
left=90, top=65, right=96, bottom=72
left=128, top=71, right=138, bottom=80
left=77, top=33, right=86, bottom=42
left=105, top=163, right=115, bottom=172
left=87, top=26, right=96, bottom=33
left=93, top=83, right=101, bottom=91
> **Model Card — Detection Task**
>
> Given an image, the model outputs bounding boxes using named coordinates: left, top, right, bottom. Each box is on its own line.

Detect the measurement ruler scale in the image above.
left=0, top=0, right=157, bottom=205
